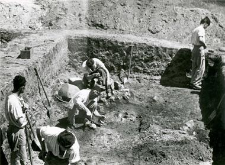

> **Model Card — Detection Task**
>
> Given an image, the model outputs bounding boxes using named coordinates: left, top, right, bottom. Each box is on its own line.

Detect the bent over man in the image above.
left=190, top=16, right=211, bottom=90
left=68, top=89, right=105, bottom=129
left=36, top=126, right=80, bottom=165
left=5, top=75, right=28, bottom=165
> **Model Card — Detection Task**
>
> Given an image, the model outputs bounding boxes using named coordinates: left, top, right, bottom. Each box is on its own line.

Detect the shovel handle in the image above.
left=34, top=68, right=51, bottom=107
left=25, top=126, right=33, bottom=165
left=25, top=111, right=42, bottom=151
left=207, top=93, right=225, bottom=125
left=25, top=112, right=36, bottom=138
left=128, top=46, right=133, bottom=79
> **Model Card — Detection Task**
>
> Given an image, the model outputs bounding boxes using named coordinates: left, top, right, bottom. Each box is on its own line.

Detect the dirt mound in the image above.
left=0, top=0, right=43, bottom=30
left=0, top=29, right=22, bottom=44
left=88, top=0, right=225, bottom=47
left=0, top=0, right=87, bottom=30
left=1, top=0, right=225, bottom=47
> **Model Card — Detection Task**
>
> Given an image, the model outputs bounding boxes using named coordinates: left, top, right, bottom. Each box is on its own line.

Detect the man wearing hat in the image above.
left=36, top=126, right=80, bottom=164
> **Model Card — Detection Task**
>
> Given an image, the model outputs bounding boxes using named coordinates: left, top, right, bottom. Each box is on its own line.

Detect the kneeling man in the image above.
left=36, top=126, right=80, bottom=165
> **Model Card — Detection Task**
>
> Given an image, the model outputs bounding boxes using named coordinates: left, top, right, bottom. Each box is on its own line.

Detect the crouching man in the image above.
left=68, top=89, right=105, bottom=129
left=82, top=58, right=114, bottom=98
left=36, top=126, right=80, bottom=165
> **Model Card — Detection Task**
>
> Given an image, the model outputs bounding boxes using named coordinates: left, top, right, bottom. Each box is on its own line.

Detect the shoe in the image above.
left=84, top=120, right=97, bottom=129
left=192, top=85, right=201, bottom=90
left=38, top=151, right=47, bottom=161
left=88, top=123, right=97, bottom=129
left=106, top=93, right=111, bottom=99
left=99, top=116, right=106, bottom=125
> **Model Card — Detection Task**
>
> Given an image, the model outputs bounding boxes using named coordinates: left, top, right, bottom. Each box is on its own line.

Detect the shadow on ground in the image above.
left=160, top=48, right=192, bottom=88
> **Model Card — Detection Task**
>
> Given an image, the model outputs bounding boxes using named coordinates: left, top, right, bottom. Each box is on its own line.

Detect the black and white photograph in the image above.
left=0, top=0, right=225, bottom=164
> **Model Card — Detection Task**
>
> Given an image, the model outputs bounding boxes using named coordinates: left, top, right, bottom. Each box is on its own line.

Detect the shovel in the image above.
left=25, top=111, right=42, bottom=151
left=128, top=45, right=134, bottom=81
left=207, top=93, right=225, bottom=125
left=119, top=45, right=134, bottom=85
left=34, top=68, right=51, bottom=119
left=25, top=125, right=33, bottom=165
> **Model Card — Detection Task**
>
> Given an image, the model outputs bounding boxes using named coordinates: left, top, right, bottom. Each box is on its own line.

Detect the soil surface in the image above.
left=1, top=0, right=225, bottom=47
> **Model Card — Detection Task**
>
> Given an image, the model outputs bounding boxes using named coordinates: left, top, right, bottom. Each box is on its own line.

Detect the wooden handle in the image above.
left=34, top=68, right=51, bottom=107
left=25, top=111, right=42, bottom=151
left=25, top=126, right=33, bottom=165
left=128, top=46, right=133, bottom=79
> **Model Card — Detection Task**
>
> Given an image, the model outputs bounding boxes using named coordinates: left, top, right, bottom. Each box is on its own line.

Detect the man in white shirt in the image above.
left=190, top=16, right=211, bottom=90
left=82, top=58, right=114, bottom=98
left=36, top=126, right=80, bottom=164
left=5, top=75, right=28, bottom=165
left=68, top=89, right=105, bottom=129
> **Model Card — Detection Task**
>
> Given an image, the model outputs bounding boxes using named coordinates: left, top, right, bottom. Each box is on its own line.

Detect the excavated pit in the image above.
left=1, top=30, right=225, bottom=164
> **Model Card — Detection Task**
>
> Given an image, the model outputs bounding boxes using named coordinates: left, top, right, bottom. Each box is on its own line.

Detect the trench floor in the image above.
left=40, top=63, right=212, bottom=165
left=2, top=63, right=212, bottom=165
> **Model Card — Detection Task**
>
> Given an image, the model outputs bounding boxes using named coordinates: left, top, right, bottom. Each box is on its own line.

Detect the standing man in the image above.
left=36, top=126, right=80, bottom=164
left=68, top=89, right=105, bottom=129
left=190, top=16, right=211, bottom=90
left=5, top=75, right=28, bottom=165
left=82, top=58, right=114, bottom=98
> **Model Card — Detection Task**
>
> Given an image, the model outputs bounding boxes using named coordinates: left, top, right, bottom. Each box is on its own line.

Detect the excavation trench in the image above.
left=1, top=30, right=224, bottom=164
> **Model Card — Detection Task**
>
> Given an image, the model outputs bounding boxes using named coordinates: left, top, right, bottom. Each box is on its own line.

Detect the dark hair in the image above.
left=86, top=58, right=94, bottom=68
left=200, top=16, right=211, bottom=25
left=13, top=75, right=26, bottom=92
left=57, top=130, right=75, bottom=149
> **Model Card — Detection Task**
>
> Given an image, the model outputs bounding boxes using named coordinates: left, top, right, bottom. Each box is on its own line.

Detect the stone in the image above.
left=18, top=47, right=33, bottom=59
left=68, top=77, right=83, bottom=89
left=181, top=120, right=195, bottom=132
left=57, top=83, right=80, bottom=101
left=114, top=81, right=123, bottom=90
left=152, top=96, right=164, bottom=103
left=219, top=47, right=225, bottom=52
left=221, top=55, right=225, bottom=64
left=85, top=159, right=97, bottom=165
left=76, top=160, right=86, bottom=165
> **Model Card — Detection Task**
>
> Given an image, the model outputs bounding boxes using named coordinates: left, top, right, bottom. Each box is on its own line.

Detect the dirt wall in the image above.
left=0, top=31, right=68, bottom=125
left=68, top=34, right=192, bottom=87
left=88, top=0, right=225, bottom=47
left=200, top=51, right=225, bottom=129
left=200, top=51, right=225, bottom=164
